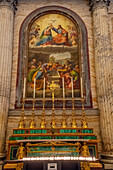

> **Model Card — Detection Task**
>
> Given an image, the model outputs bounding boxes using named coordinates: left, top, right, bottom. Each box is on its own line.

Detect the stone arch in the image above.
left=16, top=6, right=92, bottom=108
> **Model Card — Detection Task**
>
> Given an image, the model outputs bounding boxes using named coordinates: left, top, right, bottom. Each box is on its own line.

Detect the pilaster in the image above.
left=0, top=0, right=18, bottom=163
left=89, top=0, right=113, bottom=168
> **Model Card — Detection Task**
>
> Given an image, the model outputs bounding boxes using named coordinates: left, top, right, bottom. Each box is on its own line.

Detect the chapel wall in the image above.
left=9, top=0, right=97, bottom=109
left=6, top=0, right=102, bottom=153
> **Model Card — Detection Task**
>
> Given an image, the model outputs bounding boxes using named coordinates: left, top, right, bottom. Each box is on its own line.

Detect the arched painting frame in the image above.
left=16, top=6, right=92, bottom=108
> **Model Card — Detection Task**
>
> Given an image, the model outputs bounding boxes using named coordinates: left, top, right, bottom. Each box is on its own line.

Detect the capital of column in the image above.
left=89, top=0, right=110, bottom=11
left=0, top=0, right=18, bottom=11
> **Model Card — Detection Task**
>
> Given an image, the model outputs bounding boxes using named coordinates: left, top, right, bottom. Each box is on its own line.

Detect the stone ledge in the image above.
left=8, top=109, right=99, bottom=116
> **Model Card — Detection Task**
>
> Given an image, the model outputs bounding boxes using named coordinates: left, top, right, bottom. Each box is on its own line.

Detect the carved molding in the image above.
left=0, top=0, right=18, bottom=10
left=89, top=0, right=110, bottom=11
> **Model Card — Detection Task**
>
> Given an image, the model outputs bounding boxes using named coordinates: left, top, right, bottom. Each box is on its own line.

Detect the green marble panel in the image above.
left=60, top=129, right=77, bottom=133
left=55, top=136, right=79, bottom=139
left=29, top=146, right=78, bottom=152
left=83, top=136, right=96, bottom=139
left=30, top=130, right=47, bottom=134
left=28, top=136, right=51, bottom=140
left=27, top=146, right=79, bottom=157
left=13, top=130, right=25, bottom=134
left=9, top=137, right=24, bottom=141
left=82, top=129, right=93, bottom=133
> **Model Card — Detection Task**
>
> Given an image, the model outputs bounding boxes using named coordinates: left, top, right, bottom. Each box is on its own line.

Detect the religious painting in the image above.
left=27, top=13, right=80, bottom=98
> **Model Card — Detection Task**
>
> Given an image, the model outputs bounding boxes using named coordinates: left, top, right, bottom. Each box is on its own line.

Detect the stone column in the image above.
left=0, top=0, right=18, bottom=164
left=89, top=0, right=113, bottom=168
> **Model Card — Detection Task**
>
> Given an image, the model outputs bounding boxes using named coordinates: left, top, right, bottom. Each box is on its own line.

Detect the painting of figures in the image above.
left=27, top=13, right=80, bottom=98
left=29, top=14, right=78, bottom=47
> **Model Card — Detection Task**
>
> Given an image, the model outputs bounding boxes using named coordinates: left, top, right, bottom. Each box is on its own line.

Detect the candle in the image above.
left=62, top=77, right=65, bottom=98
left=23, top=78, right=26, bottom=99
left=33, top=78, right=36, bottom=98
left=81, top=77, right=83, bottom=98
left=71, top=77, right=74, bottom=98
left=43, top=77, right=45, bottom=98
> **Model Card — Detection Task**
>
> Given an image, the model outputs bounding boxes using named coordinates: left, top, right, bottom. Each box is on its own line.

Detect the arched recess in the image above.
left=16, top=6, right=92, bottom=108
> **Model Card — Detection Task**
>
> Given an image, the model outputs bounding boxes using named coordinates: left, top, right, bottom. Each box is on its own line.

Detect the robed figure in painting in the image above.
left=36, top=25, right=53, bottom=46
left=52, top=25, right=68, bottom=45
left=32, top=68, right=47, bottom=90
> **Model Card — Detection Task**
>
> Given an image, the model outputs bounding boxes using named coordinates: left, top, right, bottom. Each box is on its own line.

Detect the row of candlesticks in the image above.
left=23, top=77, right=84, bottom=99
left=18, top=97, right=88, bottom=129
left=19, top=77, right=88, bottom=129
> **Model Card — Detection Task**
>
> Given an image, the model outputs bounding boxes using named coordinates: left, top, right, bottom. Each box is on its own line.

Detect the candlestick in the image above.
left=33, top=78, right=36, bottom=98
left=43, top=77, right=45, bottom=98
left=18, top=98, right=25, bottom=128
left=62, top=77, right=65, bottom=98
left=81, top=77, right=83, bottom=98
left=23, top=78, right=26, bottom=99
left=40, top=98, right=46, bottom=128
left=71, top=77, right=74, bottom=98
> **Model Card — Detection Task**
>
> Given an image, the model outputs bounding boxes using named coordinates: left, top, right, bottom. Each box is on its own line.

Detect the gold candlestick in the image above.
left=48, top=81, right=59, bottom=128
left=51, top=100, right=56, bottom=129
left=29, top=99, right=36, bottom=128
left=18, top=98, right=25, bottom=128
left=71, top=98, right=77, bottom=128
left=40, top=98, right=46, bottom=128
left=61, top=98, right=67, bottom=128
left=81, top=98, right=88, bottom=128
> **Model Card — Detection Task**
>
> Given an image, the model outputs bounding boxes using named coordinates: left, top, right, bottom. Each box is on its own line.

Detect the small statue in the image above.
left=16, top=143, right=26, bottom=159
left=81, top=142, right=90, bottom=157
